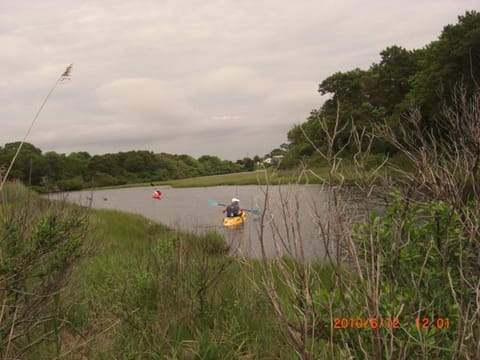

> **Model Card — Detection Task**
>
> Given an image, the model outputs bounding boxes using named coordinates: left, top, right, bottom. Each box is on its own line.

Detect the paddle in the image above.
left=208, top=199, right=261, bottom=215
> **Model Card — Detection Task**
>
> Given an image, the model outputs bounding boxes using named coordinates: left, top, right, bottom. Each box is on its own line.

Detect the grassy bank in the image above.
left=158, top=169, right=273, bottom=187
left=0, top=183, right=337, bottom=358
left=101, top=167, right=374, bottom=190
left=0, top=185, right=293, bottom=358
left=60, top=203, right=297, bottom=358
left=96, top=157, right=407, bottom=190
left=104, top=169, right=298, bottom=189
left=153, top=166, right=352, bottom=188
left=4, top=172, right=474, bottom=359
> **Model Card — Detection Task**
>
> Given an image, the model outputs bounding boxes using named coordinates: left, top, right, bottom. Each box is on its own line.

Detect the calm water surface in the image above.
left=51, top=185, right=367, bottom=259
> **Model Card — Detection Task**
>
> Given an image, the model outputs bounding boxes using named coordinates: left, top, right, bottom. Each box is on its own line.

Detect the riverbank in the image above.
left=2, top=179, right=476, bottom=358
left=0, top=183, right=330, bottom=357
left=95, top=168, right=301, bottom=189
left=65, top=207, right=290, bottom=358
left=59, top=198, right=349, bottom=358
left=96, top=160, right=404, bottom=190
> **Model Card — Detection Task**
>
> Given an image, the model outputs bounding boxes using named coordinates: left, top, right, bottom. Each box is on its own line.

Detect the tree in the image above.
left=87, top=154, right=124, bottom=186
left=198, top=155, right=240, bottom=175
left=0, top=142, right=44, bottom=185
left=406, top=11, right=480, bottom=125
left=66, top=152, right=91, bottom=178
left=43, top=151, right=67, bottom=182
left=282, top=11, right=480, bottom=167
left=176, top=154, right=204, bottom=177
left=242, top=157, right=255, bottom=171
left=370, top=45, right=422, bottom=115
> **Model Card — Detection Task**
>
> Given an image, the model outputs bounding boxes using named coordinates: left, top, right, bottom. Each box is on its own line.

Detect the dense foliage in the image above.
left=0, top=143, right=246, bottom=191
left=349, top=195, right=479, bottom=358
left=0, top=183, right=88, bottom=357
left=283, top=11, right=480, bottom=167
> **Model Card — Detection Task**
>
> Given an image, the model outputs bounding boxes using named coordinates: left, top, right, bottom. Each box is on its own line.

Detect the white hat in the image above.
left=232, top=198, right=240, bottom=203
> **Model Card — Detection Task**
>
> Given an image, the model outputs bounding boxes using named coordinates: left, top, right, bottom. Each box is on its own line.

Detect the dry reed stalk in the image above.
left=0, top=64, right=73, bottom=192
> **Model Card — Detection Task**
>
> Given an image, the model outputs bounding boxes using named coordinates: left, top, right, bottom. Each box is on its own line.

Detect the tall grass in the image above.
left=61, top=207, right=297, bottom=358
left=1, top=183, right=339, bottom=358
left=0, top=182, right=88, bottom=359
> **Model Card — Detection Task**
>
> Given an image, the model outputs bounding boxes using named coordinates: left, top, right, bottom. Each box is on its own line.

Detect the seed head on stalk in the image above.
left=0, top=63, right=74, bottom=192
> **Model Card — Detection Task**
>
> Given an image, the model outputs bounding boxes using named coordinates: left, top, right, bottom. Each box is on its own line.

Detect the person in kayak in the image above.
left=223, top=198, right=243, bottom=217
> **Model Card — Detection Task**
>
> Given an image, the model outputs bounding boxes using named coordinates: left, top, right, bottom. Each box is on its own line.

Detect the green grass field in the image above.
left=62, top=207, right=294, bottom=358
left=97, top=158, right=405, bottom=191
left=106, top=167, right=332, bottom=189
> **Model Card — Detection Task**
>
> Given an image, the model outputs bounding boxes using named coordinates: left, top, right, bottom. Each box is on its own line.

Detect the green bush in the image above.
left=195, top=230, right=230, bottom=256
left=351, top=192, right=479, bottom=358
left=0, top=184, right=88, bottom=357
left=57, top=175, right=85, bottom=191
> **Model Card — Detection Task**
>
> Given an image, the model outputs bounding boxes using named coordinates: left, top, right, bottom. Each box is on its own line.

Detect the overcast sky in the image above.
left=1, top=0, right=478, bottom=160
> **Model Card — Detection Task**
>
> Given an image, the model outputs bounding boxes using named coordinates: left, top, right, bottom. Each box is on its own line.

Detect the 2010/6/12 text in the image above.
left=333, top=317, right=400, bottom=329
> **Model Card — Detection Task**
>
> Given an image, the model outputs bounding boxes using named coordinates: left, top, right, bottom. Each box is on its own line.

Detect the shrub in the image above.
left=0, top=184, right=88, bottom=357
left=351, top=192, right=479, bottom=358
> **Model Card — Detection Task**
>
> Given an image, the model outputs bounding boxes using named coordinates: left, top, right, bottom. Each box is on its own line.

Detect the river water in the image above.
left=50, top=184, right=372, bottom=260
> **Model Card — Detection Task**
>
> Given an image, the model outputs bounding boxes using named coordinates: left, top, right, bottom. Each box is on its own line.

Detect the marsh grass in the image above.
left=60, top=206, right=304, bottom=358
left=97, top=161, right=403, bottom=191
left=117, top=170, right=277, bottom=188
left=0, top=184, right=345, bottom=358
left=0, top=182, right=88, bottom=359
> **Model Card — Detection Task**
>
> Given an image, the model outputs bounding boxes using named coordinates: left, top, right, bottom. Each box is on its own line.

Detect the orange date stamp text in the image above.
left=333, top=317, right=400, bottom=329
left=333, top=317, right=450, bottom=329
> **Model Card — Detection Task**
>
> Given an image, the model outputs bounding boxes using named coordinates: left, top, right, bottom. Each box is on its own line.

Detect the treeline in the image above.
left=0, top=142, right=248, bottom=191
left=282, top=11, right=480, bottom=167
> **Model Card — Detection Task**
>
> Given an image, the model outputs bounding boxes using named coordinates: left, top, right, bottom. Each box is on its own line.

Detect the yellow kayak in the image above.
left=223, top=212, right=247, bottom=227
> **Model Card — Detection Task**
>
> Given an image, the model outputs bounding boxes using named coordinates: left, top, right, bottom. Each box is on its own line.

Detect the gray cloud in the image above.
left=1, top=0, right=478, bottom=160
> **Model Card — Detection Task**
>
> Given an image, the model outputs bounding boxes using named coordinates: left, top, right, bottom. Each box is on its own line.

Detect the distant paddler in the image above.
left=152, top=190, right=163, bottom=200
